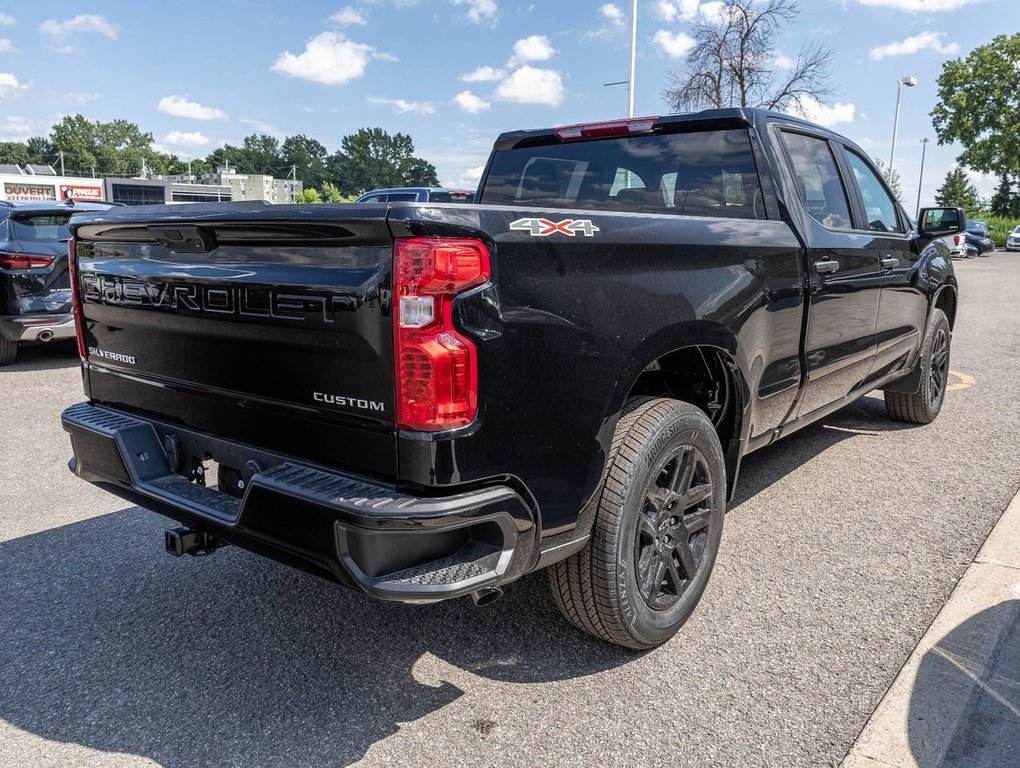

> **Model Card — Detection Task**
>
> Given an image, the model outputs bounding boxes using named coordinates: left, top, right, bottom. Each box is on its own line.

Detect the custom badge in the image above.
left=509, top=218, right=600, bottom=237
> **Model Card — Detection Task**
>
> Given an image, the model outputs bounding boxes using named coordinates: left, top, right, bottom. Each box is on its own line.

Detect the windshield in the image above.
left=11, top=214, right=72, bottom=244
left=966, top=219, right=987, bottom=232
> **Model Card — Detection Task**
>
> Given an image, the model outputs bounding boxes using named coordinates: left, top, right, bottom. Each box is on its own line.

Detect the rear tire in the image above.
left=547, top=397, right=726, bottom=649
left=0, top=337, right=16, bottom=366
left=885, top=309, right=951, bottom=424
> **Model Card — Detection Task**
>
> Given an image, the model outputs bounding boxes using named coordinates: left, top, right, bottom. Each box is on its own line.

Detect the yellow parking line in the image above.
left=947, top=371, right=976, bottom=392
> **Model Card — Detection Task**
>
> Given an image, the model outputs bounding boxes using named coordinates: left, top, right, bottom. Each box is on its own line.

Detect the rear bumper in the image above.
left=0, top=313, right=76, bottom=342
left=61, top=402, right=536, bottom=602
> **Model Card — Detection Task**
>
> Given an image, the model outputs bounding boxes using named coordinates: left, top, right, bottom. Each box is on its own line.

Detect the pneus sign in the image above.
left=79, top=273, right=366, bottom=326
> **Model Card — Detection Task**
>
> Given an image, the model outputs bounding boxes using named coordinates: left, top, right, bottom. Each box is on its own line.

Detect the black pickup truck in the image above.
left=61, top=109, right=963, bottom=649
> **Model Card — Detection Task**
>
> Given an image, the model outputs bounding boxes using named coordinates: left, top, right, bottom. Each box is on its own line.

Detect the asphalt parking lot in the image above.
left=1, top=254, right=1018, bottom=768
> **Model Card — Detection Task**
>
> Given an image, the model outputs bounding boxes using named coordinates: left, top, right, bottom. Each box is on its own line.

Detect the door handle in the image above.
left=880, top=255, right=898, bottom=269
left=814, top=259, right=840, bottom=275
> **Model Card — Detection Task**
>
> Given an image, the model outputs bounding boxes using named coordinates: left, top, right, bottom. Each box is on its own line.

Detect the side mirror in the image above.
left=918, top=206, right=965, bottom=238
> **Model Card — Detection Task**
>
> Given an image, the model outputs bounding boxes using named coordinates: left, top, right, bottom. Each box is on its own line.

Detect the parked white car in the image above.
left=1006, top=225, right=1020, bottom=252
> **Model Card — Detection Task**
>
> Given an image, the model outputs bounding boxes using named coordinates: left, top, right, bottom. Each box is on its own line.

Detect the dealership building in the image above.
left=0, top=164, right=302, bottom=206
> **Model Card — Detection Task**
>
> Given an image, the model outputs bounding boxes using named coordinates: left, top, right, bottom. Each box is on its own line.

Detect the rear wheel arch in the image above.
left=933, top=284, right=958, bottom=330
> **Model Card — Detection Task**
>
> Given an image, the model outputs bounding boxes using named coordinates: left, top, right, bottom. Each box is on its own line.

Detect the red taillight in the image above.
left=954, top=234, right=963, bottom=245
left=393, top=237, right=489, bottom=431
left=0, top=251, right=55, bottom=269
left=555, top=117, right=659, bottom=142
left=67, top=237, right=87, bottom=362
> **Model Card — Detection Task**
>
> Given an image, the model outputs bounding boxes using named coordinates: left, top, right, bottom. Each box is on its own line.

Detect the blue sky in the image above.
left=0, top=0, right=1016, bottom=207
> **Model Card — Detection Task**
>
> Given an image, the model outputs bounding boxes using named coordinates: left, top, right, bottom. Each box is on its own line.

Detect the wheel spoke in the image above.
left=685, top=482, right=713, bottom=509
left=683, top=507, right=712, bottom=534
left=669, top=448, right=695, bottom=495
left=675, top=536, right=698, bottom=579
left=664, top=556, right=685, bottom=595
left=638, top=513, right=659, bottom=541
left=637, top=546, right=657, bottom=600
left=648, top=555, right=667, bottom=598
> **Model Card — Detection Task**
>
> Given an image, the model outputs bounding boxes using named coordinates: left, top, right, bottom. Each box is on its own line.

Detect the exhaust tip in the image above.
left=37, top=329, right=54, bottom=342
left=470, top=587, right=503, bottom=607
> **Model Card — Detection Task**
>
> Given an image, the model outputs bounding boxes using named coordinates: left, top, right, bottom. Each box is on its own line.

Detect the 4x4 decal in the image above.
left=509, top=218, right=600, bottom=237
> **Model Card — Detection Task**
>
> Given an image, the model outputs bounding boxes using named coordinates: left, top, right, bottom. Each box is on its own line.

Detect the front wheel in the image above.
left=885, top=308, right=951, bottom=424
left=547, top=398, right=726, bottom=649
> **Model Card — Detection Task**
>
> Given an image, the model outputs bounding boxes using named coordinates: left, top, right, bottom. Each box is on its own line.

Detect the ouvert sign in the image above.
left=0, top=174, right=105, bottom=202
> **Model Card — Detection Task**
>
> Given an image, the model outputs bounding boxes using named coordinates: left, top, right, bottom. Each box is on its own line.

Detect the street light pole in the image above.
left=889, top=75, right=916, bottom=177
left=627, top=0, right=637, bottom=117
left=916, top=137, right=929, bottom=218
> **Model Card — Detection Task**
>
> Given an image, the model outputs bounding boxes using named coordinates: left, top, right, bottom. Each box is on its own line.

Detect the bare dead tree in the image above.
left=663, top=0, right=834, bottom=113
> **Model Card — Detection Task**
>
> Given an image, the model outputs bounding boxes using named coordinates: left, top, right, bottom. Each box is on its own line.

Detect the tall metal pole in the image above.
left=627, top=0, right=637, bottom=117
left=889, top=76, right=916, bottom=177
left=916, top=138, right=928, bottom=218
left=889, top=82, right=903, bottom=176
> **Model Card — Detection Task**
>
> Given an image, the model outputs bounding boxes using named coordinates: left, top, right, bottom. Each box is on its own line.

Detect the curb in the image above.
left=842, top=486, right=1020, bottom=767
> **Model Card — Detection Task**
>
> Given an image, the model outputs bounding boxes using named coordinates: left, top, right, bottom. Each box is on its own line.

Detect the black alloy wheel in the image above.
left=635, top=445, right=715, bottom=611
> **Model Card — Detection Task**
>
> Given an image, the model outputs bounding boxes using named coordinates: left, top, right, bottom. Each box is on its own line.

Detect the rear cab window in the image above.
left=479, top=128, right=767, bottom=219
left=11, top=214, right=72, bottom=244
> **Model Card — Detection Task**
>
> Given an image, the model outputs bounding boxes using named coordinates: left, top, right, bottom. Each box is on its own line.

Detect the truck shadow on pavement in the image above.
left=3, top=342, right=79, bottom=373
left=0, top=508, right=629, bottom=767
left=0, top=393, right=928, bottom=767
left=908, top=600, right=1020, bottom=767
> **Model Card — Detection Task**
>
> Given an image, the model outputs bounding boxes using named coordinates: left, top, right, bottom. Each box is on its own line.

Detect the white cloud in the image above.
left=368, top=97, right=435, bottom=115
left=600, top=4, right=624, bottom=24
left=508, top=35, right=556, bottom=66
left=454, top=90, right=490, bottom=113
left=698, top=0, right=727, bottom=22
left=52, top=45, right=76, bottom=55
left=0, top=116, right=48, bottom=142
left=852, top=0, right=980, bottom=10
left=329, top=7, right=367, bottom=25
left=0, top=72, right=29, bottom=100
left=447, top=164, right=486, bottom=189
left=240, top=117, right=286, bottom=136
left=64, top=91, right=99, bottom=105
left=451, top=0, right=497, bottom=23
left=495, top=66, right=564, bottom=106
left=0, top=38, right=13, bottom=53
left=0, top=14, right=15, bottom=26
left=163, top=130, right=211, bottom=148
left=869, top=31, right=960, bottom=60
left=272, top=32, right=382, bottom=85
left=654, top=0, right=701, bottom=21
left=787, top=95, right=855, bottom=127
left=459, top=65, right=505, bottom=82
left=158, top=94, right=228, bottom=120
left=653, top=29, right=696, bottom=58
left=773, top=53, right=795, bottom=70
left=39, top=14, right=117, bottom=39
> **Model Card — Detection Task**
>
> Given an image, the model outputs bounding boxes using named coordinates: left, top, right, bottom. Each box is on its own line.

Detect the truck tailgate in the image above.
left=70, top=205, right=397, bottom=478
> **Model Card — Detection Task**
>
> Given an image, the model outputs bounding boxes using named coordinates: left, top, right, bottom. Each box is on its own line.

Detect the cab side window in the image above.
left=781, top=131, right=852, bottom=230
left=844, top=151, right=902, bottom=233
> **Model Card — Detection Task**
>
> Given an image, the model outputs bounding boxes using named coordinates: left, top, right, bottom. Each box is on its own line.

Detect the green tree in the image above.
left=204, top=144, right=250, bottom=174
left=934, top=168, right=981, bottom=211
left=329, top=127, right=439, bottom=196
left=663, top=0, right=833, bottom=112
left=0, top=142, right=29, bottom=166
left=49, top=114, right=164, bottom=177
left=932, top=34, right=1020, bottom=195
left=281, top=134, right=328, bottom=188
left=989, top=176, right=1018, bottom=218
left=294, top=187, right=323, bottom=203
left=241, top=133, right=282, bottom=174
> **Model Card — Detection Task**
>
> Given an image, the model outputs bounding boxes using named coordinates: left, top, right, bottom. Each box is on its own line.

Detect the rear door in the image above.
left=72, top=205, right=398, bottom=477
left=776, top=129, right=882, bottom=419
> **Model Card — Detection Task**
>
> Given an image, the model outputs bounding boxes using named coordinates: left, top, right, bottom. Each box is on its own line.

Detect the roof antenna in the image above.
left=63, top=188, right=74, bottom=207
